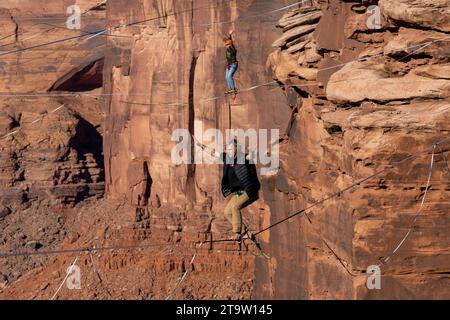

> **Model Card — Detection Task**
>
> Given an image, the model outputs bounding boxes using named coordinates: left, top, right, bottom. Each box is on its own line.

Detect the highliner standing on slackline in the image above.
left=225, top=30, right=238, bottom=101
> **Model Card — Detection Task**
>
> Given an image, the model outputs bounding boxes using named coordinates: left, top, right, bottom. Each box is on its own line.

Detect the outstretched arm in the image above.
left=227, top=30, right=234, bottom=41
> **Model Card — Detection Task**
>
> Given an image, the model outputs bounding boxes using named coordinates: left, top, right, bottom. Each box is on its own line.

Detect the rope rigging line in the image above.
left=0, top=79, right=280, bottom=99
left=0, top=33, right=17, bottom=42
left=50, top=252, right=81, bottom=300
left=87, top=250, right=115, bottom=298
left=378, top=146, right=436, bottom=266
left=0, top=104, right=65, bottom=140
left=0, top=26, right=53, bottom=50
left=0, top=97, right=185, bottom=140
left=47, top=241, right=174, bottom=300
left=12, top=0, right=107, bottom=25
left=307, top=145, right=438, bottom=277
left=0, top=43, right=106, bottom=75
left=315, top=144, right=439, bottom=277
left=0, top=32, right=103, bottom=58
left=164, top=241, right=204, bottom=300
left=0, top=92, right=182, bottom=98
left=9, top=16, right=104, bottom=22
left=318, top=236, right=360, bottom=277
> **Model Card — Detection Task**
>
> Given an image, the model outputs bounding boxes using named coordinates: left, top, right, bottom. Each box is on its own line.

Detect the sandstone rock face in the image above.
left=103, top=0, right=290, bottom=213
left=260, top=0, right=450, bottom=299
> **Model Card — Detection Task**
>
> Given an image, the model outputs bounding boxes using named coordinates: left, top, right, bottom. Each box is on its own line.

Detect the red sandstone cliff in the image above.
left=0, top=0, right=449, bottom=300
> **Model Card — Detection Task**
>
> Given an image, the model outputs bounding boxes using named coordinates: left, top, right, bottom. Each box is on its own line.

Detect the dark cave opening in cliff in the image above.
left=48, top=57, right=104, bottom=92
left=68, top=115, right=105, bottom=184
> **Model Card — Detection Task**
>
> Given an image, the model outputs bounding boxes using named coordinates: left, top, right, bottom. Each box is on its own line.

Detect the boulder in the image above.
left=278, top=10, right=323, bottom=31
left=305, top=41, right=323, bottom=63
left=286, top=39, right=310, bottom=54
left=384, top=28, right=449, bottom=58
left=379, top=0, right=450, bottom=32
left=0, top=205, right=12, bottom=219
left=268, top=50, right=318, bottom=81
left=272, top=23, right=318, bottom=47
left=326, top=61, right=450, bottom=103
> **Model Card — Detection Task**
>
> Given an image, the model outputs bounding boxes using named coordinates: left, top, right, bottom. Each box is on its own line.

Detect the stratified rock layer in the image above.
left=0, top=0, right=106, bottom=207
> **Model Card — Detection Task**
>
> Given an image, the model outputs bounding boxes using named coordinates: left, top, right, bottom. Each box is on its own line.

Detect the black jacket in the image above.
left=221, top=153, right=261, bottom=204
left=226, top=45, right=237, bottom=65
left=225, top=35, right=237, bottom=65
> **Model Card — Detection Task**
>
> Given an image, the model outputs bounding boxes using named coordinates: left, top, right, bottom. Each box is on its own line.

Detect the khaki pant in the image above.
left=224, top=191, right=250, bottom=234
